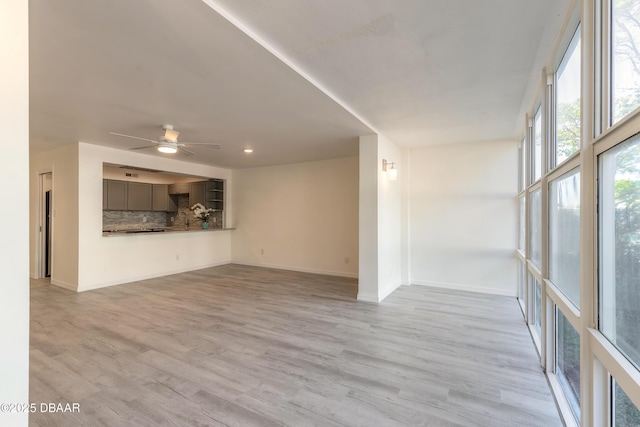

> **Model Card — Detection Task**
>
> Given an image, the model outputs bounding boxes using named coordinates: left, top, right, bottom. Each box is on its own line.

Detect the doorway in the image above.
left=44, top=190, right=51, bottom=277
left=40, top=172, right=52, bottom=278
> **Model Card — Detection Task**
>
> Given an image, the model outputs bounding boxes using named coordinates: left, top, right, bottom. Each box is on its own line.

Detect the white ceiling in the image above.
left=29, top=0, right=571, bottom=169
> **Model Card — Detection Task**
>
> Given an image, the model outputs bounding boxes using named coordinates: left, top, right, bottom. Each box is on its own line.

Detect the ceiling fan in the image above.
left=110, top=124, right=221, bottom=156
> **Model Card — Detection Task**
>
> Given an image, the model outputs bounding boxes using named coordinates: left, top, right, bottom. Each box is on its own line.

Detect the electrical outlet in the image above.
left=260, top=248, right=264, bottom=255
left=344, top=257, right=350, bottom=264
left=142, top=216, right=147, bottom=223
left=176, top=255, right=179, bottom=261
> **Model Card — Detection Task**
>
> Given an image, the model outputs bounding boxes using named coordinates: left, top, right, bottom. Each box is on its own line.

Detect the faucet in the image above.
left=181, top=211, right=189, bottom=229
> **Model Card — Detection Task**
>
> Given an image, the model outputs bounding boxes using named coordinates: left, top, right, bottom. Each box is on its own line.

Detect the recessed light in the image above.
left=243, top=148, right=254, bottom=153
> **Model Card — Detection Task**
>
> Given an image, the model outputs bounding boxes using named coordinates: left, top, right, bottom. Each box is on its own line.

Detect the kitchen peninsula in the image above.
left=102, top=165, right=228, bottom=235
left=103, top=226, right=234, bottom=236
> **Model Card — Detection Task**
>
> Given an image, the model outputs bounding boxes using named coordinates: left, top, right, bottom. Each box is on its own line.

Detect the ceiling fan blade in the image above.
left=178, top=146, right=195, bottom=156
left=129, top=145, right=158, bottom=151
left=110, top=132, right=157, bottom=143
left=182, top=142, right=221, bottom=149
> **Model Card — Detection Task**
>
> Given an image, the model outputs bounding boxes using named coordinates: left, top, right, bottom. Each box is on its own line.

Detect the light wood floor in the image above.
left=30, top=264, right=561, bottom=426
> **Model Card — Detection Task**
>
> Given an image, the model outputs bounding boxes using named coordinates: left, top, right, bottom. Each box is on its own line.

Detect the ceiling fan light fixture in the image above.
left=157, top=143, right=177, bottom=154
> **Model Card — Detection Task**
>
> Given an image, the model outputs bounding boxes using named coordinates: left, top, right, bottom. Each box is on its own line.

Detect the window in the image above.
left=534, top=108, right=543, bottom=181
left=520, top=137, right=527, bottom=190
left=519, top=195, right=526, bottom=252
left=612, top=379, right=640, bottom=426
left=530, top=188, right=542, bottom=268
left=557, top=309, right=581, bottom=422
left=599, top=134, right=640, bottom=369
left=549, top=169, right=581, bottom=307
left=516, top=3, right=640, bottom=425
left=533, top=275, right=542, bottom=336
left=611, top=0, right=640, bottom=124
left=555, top=26, right=581, bottom=165
left=518, top=259, right=526, bottom=304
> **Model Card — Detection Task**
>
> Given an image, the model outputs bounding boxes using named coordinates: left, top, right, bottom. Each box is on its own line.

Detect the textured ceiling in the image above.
left=29, top=0, right=571, bottom=168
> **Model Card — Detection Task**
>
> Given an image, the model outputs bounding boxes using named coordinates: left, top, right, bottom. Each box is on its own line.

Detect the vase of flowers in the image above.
left=190, top=203, right=214, bottom=229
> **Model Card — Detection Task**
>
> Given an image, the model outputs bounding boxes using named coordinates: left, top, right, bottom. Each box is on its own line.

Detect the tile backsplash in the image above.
left=173, top=195, right=223, bottom=228
left=102, top=210, right=169, bottom=230
left=102, top=194, right=223, bottom=230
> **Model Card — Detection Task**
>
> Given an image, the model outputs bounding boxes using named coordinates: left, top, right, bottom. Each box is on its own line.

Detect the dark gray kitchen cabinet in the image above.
left=188, top=181, right=206, bottom=208
left=205, top=179, right=224, bottom=211
left=168, top=182, right=189, bottom=195
left=103, top=179, right=108, bottom=209
left=127, top=182, right=152, bottom=211
left=106, top=180, right=128, bottom=210
left=152, top=184, right=177, bottom=212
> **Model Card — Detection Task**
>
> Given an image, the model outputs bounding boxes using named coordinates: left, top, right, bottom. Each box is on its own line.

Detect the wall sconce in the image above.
left=382, top=159, right=398, bottom=181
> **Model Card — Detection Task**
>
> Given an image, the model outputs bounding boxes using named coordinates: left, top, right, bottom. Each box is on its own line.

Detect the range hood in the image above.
left=168, top=183, right=190, bottom=195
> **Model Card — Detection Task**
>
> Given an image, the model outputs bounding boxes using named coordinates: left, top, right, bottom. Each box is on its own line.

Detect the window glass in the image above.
left=611, top=0, right=640, bottom=124
left=521, top=137, right=527, bottom=190
left=519, top=195, right=526, bottom=252
left=534, top=108, right=543, bottom=181
left=613, top=379, right=640, bottom=426
left=599, top=135, right=640, bottom=369
left=549, top=169, right=581, bottom=307
left=530, top=189, right=542, bottom=268
left=518, top=259, right=526, bottom=303
left=557, top=309, right=581, bottom=422
left=533, top=276, right=541, bottom=336
left=556, top=26, right=581, bottom=165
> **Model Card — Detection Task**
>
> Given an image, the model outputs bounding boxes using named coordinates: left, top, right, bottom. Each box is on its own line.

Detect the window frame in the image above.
left=553, top=24, right=582, bottom=170
left=606, top=0, right=640, bottom=127
left=596, top=131, right=640, bottom=371
left=547, top=164, right=581, bottom=308
left=517, top=0, right=640, bottom=424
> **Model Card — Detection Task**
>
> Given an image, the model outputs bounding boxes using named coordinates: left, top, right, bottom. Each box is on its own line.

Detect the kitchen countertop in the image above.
left=102, top=226, right=235, bottom=236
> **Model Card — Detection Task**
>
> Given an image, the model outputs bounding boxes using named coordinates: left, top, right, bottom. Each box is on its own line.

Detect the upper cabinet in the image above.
left=104, top=180, right=174, bottom=212
left=205, top=179, right=224, bottom=211
left=103, top=178, right=224, bottom=214
left=103, top=179, right=108, bottom=209
left=152, top=184, right=178, bottom=212
left=168, top=182, right=189, bottom=195
left=189, top=181, right=206, bottom=208
left=105, top=180, right=128, bottom=210
left=127, top=182, right=153, bottom=211
left=188, top=180, right=225, bottom=211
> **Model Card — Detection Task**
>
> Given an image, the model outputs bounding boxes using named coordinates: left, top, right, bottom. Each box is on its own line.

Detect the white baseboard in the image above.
left=379, top=281, right=402, bottom=302
left=232, top=260, right=358, bottom=279
left=76, top=261, right=231, bottom=292
left=412, top=279, right=516, bottom=297
left=356, top=292, right=379, bottom=303
left=356, top=281, right=402, bottom=303
left=50, top=279, right=78, bottom=292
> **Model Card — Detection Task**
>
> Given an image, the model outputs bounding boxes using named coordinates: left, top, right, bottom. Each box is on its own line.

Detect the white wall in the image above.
left=29, top=142, right=234, bottom=291
left=409, top=140, right=518, bottom=296
left=77, top=143, right=233, bottom=291
left=358, top=134, right=403, bottom=302
left=30, top=144, right=79, bottom=288
left=231, top=156, right=359, bottom=277
left=358, top=136, right=379, bottom=299
left=103, top=165, right=200, bottom=184
left=377, top=134, right=403, bottom=300
left=0, top=0, right=29, bottom=425
left=400, top=148, right=412, bottom=286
